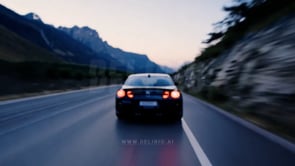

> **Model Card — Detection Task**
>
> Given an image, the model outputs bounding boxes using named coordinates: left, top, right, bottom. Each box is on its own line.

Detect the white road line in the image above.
left=0, top=85, right=120, bottom=105
left=0, top=94, right=114, bottom=136
left=182, top=119, right=212, bottom=166
left=183, top=93, right=295, bottom=154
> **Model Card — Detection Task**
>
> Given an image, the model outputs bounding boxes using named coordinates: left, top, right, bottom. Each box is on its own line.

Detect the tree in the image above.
left=202, top=32, right=224, bottom=44
left=203, top=0, right=266, bottom=44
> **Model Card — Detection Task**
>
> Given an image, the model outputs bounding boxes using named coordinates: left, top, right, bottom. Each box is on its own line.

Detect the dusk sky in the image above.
left=0, top=0, right=231, bottom=68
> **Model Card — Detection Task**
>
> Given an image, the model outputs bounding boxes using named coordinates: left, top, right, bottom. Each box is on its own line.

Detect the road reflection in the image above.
left=114, top=119, right=199, bottom=166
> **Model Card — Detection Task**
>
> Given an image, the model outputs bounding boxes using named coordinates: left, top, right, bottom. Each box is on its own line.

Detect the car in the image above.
left=115, top=73, right=183, bottom=121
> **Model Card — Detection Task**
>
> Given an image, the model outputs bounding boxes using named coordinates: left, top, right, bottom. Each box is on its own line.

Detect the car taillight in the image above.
left=117, top=89, right=125, bottom=98
left=162, top=91, right=170, bottom=99
left=127, top=91, right=134, bottom=98
left=171, top=90, right=181, bottom=99
left=163, top=90, right=181, bottom=99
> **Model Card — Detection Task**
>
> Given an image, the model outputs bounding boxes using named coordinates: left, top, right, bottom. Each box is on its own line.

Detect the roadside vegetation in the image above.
left=0, top=60, right=128, bottom=100
left=198, top=0, right=295, bottom=61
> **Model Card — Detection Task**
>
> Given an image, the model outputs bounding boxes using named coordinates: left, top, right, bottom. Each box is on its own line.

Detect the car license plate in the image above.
left=139, top=101, right=158, bottom=107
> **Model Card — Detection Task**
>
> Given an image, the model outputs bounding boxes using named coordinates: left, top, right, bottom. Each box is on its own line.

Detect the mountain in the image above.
left=59, top=26, right=106, bottom=54
left=160, top=65, right=175, bottom=74
left=0, top=5, right=171, bottom=73
left=0, top=4, right=125, bottom=71
left=105, top=43, right=163, bottom=73
left=59, top=26, right=167, bottom=73
left=24, top=12, right=43, bottom=23
left=0, top=4, right=170, bottom=73
left=0, top=25, right=59, bottom=63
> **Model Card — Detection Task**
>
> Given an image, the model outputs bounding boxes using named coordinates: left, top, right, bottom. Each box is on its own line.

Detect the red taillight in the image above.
left=127, top=91, right=134, bottom=98
left=162, top=90, right=181, bottom=99
left=162, top=91, right=170, bottom=99
left=117, top=89, right=125, bottom=98
left=171, top=90, right=181, bottom=99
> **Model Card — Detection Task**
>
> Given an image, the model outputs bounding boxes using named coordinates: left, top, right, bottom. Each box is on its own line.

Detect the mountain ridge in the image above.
left=24, top=12, right=43, bottom=23
left=59, top=25, right=172, bottom=73
left=0, top=4, right=171, bottom=73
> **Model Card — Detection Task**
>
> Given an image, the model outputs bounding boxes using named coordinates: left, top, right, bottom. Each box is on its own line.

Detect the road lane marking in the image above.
left=182, top=119, right=212, bottom=166
left=0, top=85, right=120, bottom=105
left=183, top=93, right=295, bottom=154
left=0, top=94, right=114, bottom=136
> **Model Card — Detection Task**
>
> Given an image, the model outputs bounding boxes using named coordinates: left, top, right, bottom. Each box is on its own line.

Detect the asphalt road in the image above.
left=0, top=85, right=294, bottom=166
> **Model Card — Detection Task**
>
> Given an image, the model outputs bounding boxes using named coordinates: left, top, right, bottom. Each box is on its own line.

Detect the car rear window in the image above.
left=124, top=75, right=174, bottom=86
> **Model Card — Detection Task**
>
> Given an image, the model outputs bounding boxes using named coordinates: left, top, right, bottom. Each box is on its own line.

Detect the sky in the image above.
left=0, top=0, right=231, bottom=69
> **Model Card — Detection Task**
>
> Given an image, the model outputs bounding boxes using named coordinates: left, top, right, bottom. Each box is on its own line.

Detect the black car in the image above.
left=116, top=73, right=183, bottom=121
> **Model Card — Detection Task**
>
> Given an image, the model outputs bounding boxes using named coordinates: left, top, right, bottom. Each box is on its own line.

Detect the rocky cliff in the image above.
left=174, top=16, right=295, bottom=127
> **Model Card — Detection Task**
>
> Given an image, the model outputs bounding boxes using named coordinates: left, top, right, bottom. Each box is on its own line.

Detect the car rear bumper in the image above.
left=116, top=98, right=183, bottom=118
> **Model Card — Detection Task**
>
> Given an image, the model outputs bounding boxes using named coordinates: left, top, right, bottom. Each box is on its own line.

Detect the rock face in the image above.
left=59, top=26, right=167, bottom=73
left=59, top=26, right=106, bottom=53
left=174, top=16, right=295, bottom=115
